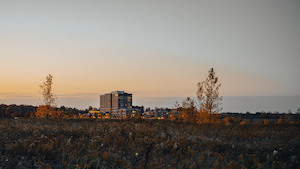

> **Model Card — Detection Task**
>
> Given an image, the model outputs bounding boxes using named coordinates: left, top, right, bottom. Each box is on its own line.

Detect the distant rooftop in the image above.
left=111, top=91, right=125, bottom=94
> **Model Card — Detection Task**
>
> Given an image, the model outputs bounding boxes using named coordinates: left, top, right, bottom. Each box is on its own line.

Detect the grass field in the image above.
left=0, top=118, right=299, bottom=168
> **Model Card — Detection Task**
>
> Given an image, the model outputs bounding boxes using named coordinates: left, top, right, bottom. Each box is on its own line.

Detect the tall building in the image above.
left=100, top=91, right=132, bottom=117
left=100, top=93, right=112, bottom=113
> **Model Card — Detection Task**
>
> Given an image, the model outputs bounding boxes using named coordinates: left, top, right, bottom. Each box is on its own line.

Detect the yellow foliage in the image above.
left=240, top=119, right=247, bottom=125
left=79, top=114, right=85, bottom=119
left=29, top=112, right=35, bottom=118
left=263, top=119, right=271, bottom=125
left=196, top=110, right=221, bottom=124
left=277, top=117, right=284, bottom=124
left=223, top=116, right=241, bottom=125
left=36, top=105, right=60, bottom=119
left=72, top=114, right=79, bottom=118
left=197, top=110, right=210, bottom=124
left=169, top=114, right=176, bottom=121
left=35, top=106, right=48, bottom=119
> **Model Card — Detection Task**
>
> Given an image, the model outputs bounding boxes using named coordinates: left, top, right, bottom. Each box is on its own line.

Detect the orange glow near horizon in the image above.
left=0, top=63, right=284, bottom=100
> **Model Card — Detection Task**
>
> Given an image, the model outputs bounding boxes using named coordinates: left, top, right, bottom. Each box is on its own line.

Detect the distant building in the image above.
left=143, top=108, right=171, bottom=119
left=156, top=108, right=171, bottom=119
left=89, top=109, right=100, bottom=115
left=100, top=91, right=133, bottom=118
left=114, top=108, right=132, bottom=118
left=143, top=110, right=156, bottom=119
left=131, top=106, right=144, bottom=117
left=100, top=93, right=112, bottom=113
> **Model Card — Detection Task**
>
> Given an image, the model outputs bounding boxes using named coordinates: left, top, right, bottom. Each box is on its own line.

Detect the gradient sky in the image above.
left=1, top=0, right=300, bottom=112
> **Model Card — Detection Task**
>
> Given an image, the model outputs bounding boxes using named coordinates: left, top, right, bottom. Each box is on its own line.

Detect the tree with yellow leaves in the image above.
left=197, top=68, right=222, bottom=124
left=36, top=74, right=59, bottom=118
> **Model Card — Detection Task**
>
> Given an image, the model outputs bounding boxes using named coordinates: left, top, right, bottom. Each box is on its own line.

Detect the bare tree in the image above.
left=36, top=74, right=59, bottom=118
left=197, top=68, right=222, bottom=124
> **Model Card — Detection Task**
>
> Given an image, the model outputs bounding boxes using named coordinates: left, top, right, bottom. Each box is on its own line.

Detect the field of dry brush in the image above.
left=0, top=118, right=299, bottom=168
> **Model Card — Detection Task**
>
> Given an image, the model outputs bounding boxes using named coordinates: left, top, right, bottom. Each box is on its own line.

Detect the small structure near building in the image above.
left=143, top=108, right=172, bottom=119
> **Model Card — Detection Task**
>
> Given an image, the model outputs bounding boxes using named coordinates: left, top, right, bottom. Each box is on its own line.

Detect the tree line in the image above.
left=0, top=104, right=84, bottom=119
left=0, top=104, right=36, bottom=118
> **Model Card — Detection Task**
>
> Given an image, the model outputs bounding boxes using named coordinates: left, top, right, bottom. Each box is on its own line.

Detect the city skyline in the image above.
left=1, top=0, right=300, bottom=112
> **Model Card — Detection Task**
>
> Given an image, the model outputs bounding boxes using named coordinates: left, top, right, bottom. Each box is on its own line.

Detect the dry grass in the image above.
left=0, top=118, right=299, bottom=168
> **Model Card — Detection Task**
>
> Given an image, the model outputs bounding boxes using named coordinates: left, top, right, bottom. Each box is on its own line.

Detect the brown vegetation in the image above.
left=0, top=118, right=299, bottom=168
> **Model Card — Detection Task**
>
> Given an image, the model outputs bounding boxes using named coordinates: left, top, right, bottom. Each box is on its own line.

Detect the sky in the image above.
left=1, top=0, right=300, bottom=112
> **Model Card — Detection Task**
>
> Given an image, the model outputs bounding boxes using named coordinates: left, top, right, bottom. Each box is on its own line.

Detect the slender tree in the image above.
left=197, top=68, right=222, bottom=124
left=39, top=74, right=56, bottom=107
left=36, top=74, right=59, bottom=118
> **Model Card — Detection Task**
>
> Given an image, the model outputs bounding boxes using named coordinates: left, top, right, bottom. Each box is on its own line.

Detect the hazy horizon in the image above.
left=1, top=0, right=300, bottom=112
left=1, top=94, right=299, bottom=113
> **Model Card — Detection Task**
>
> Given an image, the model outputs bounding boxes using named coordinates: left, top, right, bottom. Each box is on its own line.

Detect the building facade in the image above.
left=100, top=91, right=132, bottom=118
left=100, top=93, right=112, bottom=113
left=131, top=106, right=144, bottom=118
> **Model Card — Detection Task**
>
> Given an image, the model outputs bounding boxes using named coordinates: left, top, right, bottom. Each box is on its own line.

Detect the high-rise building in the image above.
left=100, top=93, right=112, bottom=113
left=100, top=91, right=132, bottom=117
